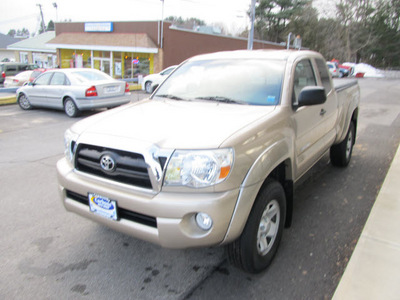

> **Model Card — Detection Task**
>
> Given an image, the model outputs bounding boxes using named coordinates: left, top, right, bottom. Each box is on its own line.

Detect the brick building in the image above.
left=47, top=21, right=285, bottom=80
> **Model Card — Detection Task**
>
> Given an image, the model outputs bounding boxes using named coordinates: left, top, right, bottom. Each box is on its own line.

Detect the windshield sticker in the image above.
left=267, top=96, right=276, bottom=104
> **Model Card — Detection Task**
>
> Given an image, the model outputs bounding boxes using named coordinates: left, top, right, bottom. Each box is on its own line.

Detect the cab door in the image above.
left=291, top=59, right=336, bottom=179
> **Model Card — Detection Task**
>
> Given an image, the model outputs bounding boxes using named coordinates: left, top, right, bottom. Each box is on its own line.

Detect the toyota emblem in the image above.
left=100, top=155, right=116, bottom=172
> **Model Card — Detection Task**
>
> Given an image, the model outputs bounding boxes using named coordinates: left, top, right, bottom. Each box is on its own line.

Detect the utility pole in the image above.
left=247, top=0, right=256, bottom=50
left=160, top=0, right=164, bottom=49
left=37, top=4, right=46, bottom=33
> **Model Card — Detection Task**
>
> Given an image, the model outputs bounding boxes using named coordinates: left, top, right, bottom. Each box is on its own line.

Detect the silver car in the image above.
left=16, top=68, right=131, bottom=117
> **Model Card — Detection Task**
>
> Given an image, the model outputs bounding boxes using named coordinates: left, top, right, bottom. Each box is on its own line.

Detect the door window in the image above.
left=34, top=72, right=53, bottom=85
left=293, top=60, right=316, bottom=105
left=50, top=73, right=67, bottom=85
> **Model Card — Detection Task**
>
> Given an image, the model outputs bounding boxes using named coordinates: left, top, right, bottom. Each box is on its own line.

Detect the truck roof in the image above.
left=188, top=49, right=324, bottom=62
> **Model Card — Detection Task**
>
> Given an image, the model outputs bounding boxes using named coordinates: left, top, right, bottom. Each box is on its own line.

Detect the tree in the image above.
left=335, top=0, right=377, bottom=62
left=47, top=20, right=55, bottom=31
left=8, top=28, right=30, bottom=38
left=254, top=0, right=310, bottom=43
left=165, top=16, right=205, bottom=30
left=7, top=29, right=16, bottom=37
left=365, top=0, right=400, bottom=67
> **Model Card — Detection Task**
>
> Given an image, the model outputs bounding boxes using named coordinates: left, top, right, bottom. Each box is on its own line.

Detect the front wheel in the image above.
left=18, top=93, right=33, bottom=110
left=64, top=97, right=80, bottom=118
left=227, top=179, right=286, bottom=273
left=330, top=122, right=355, bottom=167
left=145, top=81, right=152, bottom=93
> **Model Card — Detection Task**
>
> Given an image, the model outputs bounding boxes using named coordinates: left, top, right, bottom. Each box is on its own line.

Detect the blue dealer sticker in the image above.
left=89, top=193, right=118, bottom=221
left=266, top=96, right=276, bottom=105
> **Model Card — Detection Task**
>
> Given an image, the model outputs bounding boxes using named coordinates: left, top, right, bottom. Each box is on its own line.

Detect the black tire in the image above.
left=330, top=122, right=355, bottom=167
left=227, top=179, right=286, bottom=273
left=64, top=97, right=80, bottom=118
left=145, top=81, right=152, bottom=94
left=18, top=93, right=33, bottom=110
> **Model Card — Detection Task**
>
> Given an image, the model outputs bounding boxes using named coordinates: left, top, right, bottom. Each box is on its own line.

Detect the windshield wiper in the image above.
left=195, top=96, right=248, bottom=105
left=155, top=94, right=185, bottom=101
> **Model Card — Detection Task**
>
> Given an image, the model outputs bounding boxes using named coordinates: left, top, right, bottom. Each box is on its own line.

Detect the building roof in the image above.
left=0, top=33, right=19, bottom=49
left=47, top=33, right=158, bottom=53
left=7, top=31, right=56, bottom=53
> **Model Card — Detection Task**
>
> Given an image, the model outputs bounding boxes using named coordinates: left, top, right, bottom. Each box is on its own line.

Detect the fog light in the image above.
left=195, top=213, right=213, bottom=231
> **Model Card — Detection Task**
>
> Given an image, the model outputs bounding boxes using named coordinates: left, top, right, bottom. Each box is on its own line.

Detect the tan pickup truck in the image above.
left=57, top=50, right=360, bottom=273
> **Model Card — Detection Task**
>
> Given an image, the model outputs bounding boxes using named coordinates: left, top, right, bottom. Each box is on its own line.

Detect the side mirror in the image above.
left=298, top=86, right=326, bottom=107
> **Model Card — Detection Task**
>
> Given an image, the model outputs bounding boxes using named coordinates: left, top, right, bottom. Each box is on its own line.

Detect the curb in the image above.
left=0, top=95, right=17, bottom=106
left=333, top=143, right=400, bottom=299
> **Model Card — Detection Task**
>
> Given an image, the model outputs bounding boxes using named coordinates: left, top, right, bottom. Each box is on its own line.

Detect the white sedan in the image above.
left=17, top=68, right=131, bottom=117
left=4, top=70, right=33, bottom=87
left=141, top=65, right=177, bottom=93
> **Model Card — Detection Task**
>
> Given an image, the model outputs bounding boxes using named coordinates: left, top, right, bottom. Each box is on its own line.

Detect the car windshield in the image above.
left=70, top=70, right=111, bottom=83
left=153, top=58, right=285, bottom=106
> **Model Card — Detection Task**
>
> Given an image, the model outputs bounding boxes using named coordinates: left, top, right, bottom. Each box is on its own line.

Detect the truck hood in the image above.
left=72, top=99, right=276, bottom=149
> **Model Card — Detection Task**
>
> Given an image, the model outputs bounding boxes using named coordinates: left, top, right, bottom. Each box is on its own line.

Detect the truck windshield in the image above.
left=153, top=59, right=285, bottom=106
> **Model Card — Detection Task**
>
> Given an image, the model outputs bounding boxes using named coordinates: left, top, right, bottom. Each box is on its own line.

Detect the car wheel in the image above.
left=64, top=97, right=80, bottom=118
left=145, top=81, right=152, bottom=93
left=330, top=122, right=355, bottom=167
left=227, top=179, right=286, bottom=273
left=18, top=93, right=32, bottom=110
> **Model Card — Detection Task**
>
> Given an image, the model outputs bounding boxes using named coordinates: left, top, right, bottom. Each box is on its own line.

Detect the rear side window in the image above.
left=316, top=59, right=332, bottom=93
left=50, top=73, right=67, bottom=85
left=6, top=65, right=17, bottom=72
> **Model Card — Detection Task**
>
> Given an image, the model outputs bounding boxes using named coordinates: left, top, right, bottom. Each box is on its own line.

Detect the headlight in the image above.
left=164, top=148, right=234, bottom=188
left=64, top=129, right=78, bottom=163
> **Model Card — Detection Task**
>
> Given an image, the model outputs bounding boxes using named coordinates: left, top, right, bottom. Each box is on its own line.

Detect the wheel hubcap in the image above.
left=346, top=130, right=353, bottom=160
left=20, top=95, right=29, bottom=108
left=257, top=199, right=280, bottom=256
left=65, top=101, right=75, bottom=116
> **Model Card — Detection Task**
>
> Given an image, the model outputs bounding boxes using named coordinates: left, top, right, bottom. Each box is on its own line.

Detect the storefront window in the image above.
left=59, top=49, right=153, bottom=80
left=60, top=49, right=91, bottom=68
left=123, top=54, right=151, bottom=83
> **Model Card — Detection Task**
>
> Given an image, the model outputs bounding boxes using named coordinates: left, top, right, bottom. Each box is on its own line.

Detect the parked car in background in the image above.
left=16, top=68, right=131, bottom=117
left=3, top=70, right=33, bottom=88
left=142, top=65, right=177, bottom=93
left=326, top=62, right=339, bottom=77
left=338, top=67, right=350, bottom=77
left=0, top=62, right=38, bottom=85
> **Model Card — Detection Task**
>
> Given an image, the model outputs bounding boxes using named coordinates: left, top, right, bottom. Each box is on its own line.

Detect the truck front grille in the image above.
left=75, top=144, right=152, bottom=189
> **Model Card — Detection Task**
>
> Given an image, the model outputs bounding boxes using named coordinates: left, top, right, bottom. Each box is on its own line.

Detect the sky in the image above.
left=0, top=0, right=252, bottom=36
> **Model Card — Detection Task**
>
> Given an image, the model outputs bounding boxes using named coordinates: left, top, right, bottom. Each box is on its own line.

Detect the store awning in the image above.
left=47, top=33, right=158, bottom=53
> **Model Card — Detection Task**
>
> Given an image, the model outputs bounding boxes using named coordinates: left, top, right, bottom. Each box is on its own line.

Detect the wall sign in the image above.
left=85, top=22, right=114, bottom=32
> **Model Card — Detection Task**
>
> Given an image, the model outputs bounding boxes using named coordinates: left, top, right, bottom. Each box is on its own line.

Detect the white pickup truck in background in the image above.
left=57, top=50, right=360, bottom=273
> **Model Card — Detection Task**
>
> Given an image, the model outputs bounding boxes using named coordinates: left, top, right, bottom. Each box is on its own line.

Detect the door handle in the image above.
left=320, top=109, right=327, bottom=116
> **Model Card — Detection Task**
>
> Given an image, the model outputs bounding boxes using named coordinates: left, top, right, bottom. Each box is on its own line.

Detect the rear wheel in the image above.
left=64, top=97, right=80, bottom=117
left=330, top=122, right=355, bottom=167
left=18, top=93, right=32, bottom=110
left=227, top=179, right=286, bottom=273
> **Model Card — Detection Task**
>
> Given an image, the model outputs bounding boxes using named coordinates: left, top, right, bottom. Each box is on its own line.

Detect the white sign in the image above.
left=85, top=22, right=113, bottom=32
